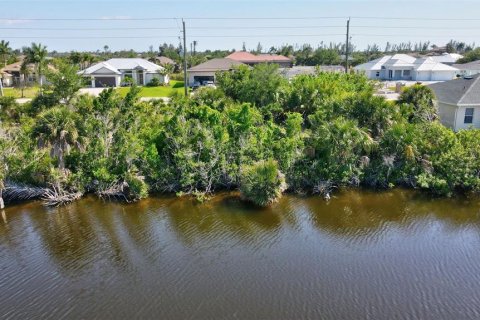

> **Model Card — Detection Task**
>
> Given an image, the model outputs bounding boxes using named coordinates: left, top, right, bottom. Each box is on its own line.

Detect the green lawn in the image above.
left=2, top=87, right=40, bottom=99
left=116, top=81, right=186, bottom=98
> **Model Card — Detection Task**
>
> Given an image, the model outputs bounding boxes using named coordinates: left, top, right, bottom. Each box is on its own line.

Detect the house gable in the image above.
left=91, top=67, right=120, bottom=75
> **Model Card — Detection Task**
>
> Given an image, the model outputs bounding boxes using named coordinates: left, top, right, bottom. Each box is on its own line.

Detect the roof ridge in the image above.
left=458, top=75, right=480, bottom=105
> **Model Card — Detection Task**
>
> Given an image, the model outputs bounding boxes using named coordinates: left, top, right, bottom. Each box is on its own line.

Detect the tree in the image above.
left=240, top=159, right=287, bottom=206
left=0, top=40, right=11, bottom=67
left=308, top=48, right=341, bottom=66
left=457, top=48, right=480, bottom=64
left=32, top=106, right=82, bottom=170
left=398, top=85, right=438, bottom=123
left=216, top=63, right=287, bottom=107
left=24, top=43, right=48, bottom=88
left=20, top=60, right=29, bottom=98
left=46, top=61, right=83, bottom=103
left=255, top=42, right=263, bottom=54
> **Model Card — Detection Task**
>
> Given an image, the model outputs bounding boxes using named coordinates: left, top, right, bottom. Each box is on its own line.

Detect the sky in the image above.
left=1, top=0, right=479, bottom=53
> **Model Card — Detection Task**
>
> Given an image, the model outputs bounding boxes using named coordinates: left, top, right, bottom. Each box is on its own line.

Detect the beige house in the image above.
left=187, top=58, right=245, bottom=86
left=0, top=57, right=47, bottom=87
left=429, top=74, right=480, bottom=131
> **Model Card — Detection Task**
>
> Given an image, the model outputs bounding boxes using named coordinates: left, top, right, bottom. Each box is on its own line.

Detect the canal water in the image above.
left=1, top=190, right=480, bottom=319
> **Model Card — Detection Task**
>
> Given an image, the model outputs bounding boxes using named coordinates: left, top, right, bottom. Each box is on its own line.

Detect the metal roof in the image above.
left=80, top=58, right=164, bottom=75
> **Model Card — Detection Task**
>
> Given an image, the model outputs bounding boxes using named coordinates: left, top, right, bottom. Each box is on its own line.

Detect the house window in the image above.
left=403, top=70, right=411, bottom=77
left=375, top=71, right=380, bottom=77
left=464, top=108, right=474, bottom=124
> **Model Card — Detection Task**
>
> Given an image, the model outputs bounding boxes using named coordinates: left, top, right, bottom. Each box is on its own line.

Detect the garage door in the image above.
left=94, top=77, right=116, bottom=87
left=194, top=76, right=215, bottom=84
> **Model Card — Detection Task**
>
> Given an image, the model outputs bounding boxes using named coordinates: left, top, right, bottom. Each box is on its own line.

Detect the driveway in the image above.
left=79, top=88, right=107, bottom=97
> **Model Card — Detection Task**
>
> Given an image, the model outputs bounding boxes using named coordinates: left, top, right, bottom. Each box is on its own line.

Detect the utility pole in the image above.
left=182, top=19, right=188, bottom=97
left=345, top=17, right=350, bottom=74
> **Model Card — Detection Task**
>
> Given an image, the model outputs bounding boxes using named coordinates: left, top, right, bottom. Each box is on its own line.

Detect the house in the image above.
left=429, top=53, right=463, bottom=65
left=453, top=60, right=480, bottom=77
left=0, top=71, right=13, bottom=87
left=354, top=54, right=458, bottom=82
left=279, top=66, right=343, bottom=80
left=187, top=58, right=245, bottom=86
left=0, top=57, right=47, bottom=87
left=429, top=74, right=480, bottom=131
left=79, top=58, right=168, bottom=88
left=226, top=51, right=292, bottom=68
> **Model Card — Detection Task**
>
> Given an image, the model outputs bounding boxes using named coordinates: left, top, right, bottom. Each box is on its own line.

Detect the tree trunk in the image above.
left=0, top=190, right=4, bottom=209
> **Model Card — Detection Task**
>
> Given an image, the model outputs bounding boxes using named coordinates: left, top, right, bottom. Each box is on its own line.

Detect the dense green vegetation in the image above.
left=1, top=61, right=480, bottom=208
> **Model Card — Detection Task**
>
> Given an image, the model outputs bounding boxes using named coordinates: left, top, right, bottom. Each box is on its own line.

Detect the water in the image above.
left=1, top=190, right=480, bottom=319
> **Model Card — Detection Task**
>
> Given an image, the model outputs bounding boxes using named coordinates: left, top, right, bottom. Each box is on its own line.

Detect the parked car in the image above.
left=203, top=81, right=216, bottom=88
left=191, top=81, right=201, bottom=89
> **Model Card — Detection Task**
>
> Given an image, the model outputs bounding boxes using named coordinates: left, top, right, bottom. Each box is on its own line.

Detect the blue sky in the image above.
left=1, top=0, right=479, bottom=52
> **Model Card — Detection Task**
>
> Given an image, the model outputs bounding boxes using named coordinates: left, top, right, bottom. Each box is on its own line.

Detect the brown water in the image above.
left=1, top=190, right=480, bottom=319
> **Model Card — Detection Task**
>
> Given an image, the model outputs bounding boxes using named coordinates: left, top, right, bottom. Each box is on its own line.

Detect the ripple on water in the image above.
left=2, top=190, right=480, bottom=319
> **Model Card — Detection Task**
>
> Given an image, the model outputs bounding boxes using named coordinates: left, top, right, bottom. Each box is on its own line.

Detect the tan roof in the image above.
left=188, top=58, right=245, bottom=72
left=226, top=51, right=291, bottom=63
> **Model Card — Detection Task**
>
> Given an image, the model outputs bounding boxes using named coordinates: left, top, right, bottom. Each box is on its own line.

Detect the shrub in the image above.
left=146, top=77, right=162, bottom=87
left=240, top=159, right=287, bottom=207
left=29, top=92, right=59, bottom=115
left=125, top=173, right=148, bottom=200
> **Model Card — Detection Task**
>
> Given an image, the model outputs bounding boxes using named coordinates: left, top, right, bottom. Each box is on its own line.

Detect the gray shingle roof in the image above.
left=429, top=74, right=480, bottom=105
left=188, top=58, right=245, bottom=72
left=453, top=60, right=480, bottom=71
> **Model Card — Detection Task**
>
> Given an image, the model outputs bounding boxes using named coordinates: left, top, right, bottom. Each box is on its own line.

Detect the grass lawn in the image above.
left=116, top=81, right=187, bottom=98
left=2, top=87, right=40, bottom=99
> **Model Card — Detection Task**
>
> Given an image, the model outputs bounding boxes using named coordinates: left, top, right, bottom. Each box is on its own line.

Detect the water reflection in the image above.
left=2, top=190, right=480, bottom=319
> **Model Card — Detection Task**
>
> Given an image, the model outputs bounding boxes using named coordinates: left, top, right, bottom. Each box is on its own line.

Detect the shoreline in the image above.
left=2, top=185, right=476, bottom=210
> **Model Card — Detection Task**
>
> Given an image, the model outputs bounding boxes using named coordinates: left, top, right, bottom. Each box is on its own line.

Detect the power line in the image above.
left=1, top=32, right=476, bottom=39
left=1, top=34, right=356, bottom=40
left=351, top=16, right=480, bottom=21
left=2, top=25, right=480, bottom=31
left=0, top=16, right=347, bottom=21
left=1, top=16, right=480, bottom=21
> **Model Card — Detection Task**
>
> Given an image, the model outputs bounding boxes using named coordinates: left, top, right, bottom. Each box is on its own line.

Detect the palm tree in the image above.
left=24, top=42, right=48, bottom=89
left=0, top=40, right=11, bottom=67
left=19, top=60, right=29, bottom=98
left=32, top=106, right=82, bottom=170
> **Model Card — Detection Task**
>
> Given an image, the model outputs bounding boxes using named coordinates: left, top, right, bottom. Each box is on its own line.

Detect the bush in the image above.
left=170, top=73, right=184, bottom=81
left=29, top=92, right=59, bottom=115
left=146, top=77, right=162, bottom=87
left=125, top=173, right=148, bottom=200
left=240, top=159, right=287, bottom=207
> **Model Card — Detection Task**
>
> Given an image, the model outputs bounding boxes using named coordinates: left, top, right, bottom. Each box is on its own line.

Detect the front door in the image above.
left=388, top=70, right=393, bottom=79
left=138, top=73, right=144, bottom=85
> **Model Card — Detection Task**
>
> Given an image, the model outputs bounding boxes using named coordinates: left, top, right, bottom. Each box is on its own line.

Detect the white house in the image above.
left=429, top=74, right=480, bottom=131
left=79, top=58, right=168, bottom=88
left=453, top=60, right=480, bottom=77
left=355, top=54, right=458, bottom=82
left=429, top=53, right=463, bottom=65
left=187, top=58, right=245, bottom=86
